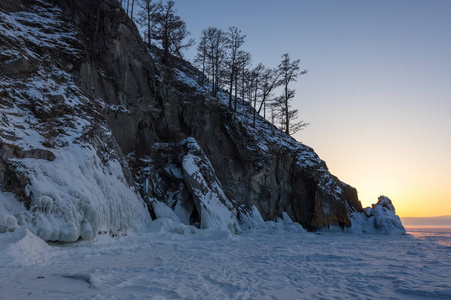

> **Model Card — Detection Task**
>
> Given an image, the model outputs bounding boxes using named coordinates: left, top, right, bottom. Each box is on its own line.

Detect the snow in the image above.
left=0, top=224, right=449, bottom=299
left=0, top=191, right=24, bottom=233
left=181, top=139, right=241, bottom=234
left=0, top=227, right=50, bottom=267
left=0, top=2, right=81, bottom=59
left=13, top=144, right=150, bottom=242
left=0, top=0, right=150, bottom=242
left=351, top=196, right=406, bottom=235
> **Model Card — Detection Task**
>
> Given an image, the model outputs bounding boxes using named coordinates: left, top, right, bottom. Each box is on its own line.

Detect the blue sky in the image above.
left=171, top=0, right=451, bottom=216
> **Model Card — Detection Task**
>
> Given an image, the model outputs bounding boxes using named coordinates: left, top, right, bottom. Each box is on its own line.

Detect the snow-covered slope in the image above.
left=0, top=0, right=149, bottom=241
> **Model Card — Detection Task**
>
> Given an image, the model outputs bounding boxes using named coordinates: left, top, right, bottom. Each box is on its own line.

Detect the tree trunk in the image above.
left=228, top=70, right=233, bottom=109
left=285, top=85, right=289, bottom=134
left=147, top=4, right=151, bottom=45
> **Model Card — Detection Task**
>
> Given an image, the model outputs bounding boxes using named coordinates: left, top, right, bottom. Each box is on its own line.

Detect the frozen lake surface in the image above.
left=1, top=224, right=450, bottom=300
left=406, top=226, right=451, bottom=247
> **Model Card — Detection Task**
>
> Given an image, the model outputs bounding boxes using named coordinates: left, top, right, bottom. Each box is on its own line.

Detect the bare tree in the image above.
left=197, top=27, right=227, bottom=95
left=250, top=63, right=265, bottom=126
left=237, top=51, right=252, bottom=105
left=151, top=1, right=194, bottom=63
left=276, top=53, right=308, bottom=135
left=225, top=26, right=246, bottom=110
left=130, top=0, right=135, bottom=21
left=256, top=67, right=281, bottom=121
left=136, top=0, right=157, bottom=46
left=194, top=32, right=208, bottom=84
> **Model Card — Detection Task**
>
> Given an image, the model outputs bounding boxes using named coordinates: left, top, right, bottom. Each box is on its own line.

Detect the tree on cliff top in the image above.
left=195, top=27, right=228, bottom=96
left=151, top=1, right=194, bottom=63
left=136, top=0, right=158, bottom=46
left=225, top=26, right=246, bottom=110
left=275, top=53, right=308, bottom=135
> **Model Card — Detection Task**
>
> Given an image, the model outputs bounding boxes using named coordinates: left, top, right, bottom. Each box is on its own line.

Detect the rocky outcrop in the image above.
left=350, top=196, right=406, bottom=235
left=135, top=138, right=240, bottom=233
left=0, top=0, right=386, bottom=241
left=0, top=0, right=149, bottom=241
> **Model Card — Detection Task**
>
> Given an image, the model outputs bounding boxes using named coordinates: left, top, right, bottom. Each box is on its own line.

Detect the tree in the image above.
left=225, top=26, right=246, bottom=110
left=237, top=51, right=252, bottom=105
left=276, top=53, right=308, bottom=135
left=130, top=0, right=135, bottom=21
left=196, top=27, right=227, bottom=95
left=151, top=1, right=194, bottom=63
left=256, top=67, right=281, bottom=121
left=136, top=0, right=157, bottom=46
left=250, top=63, right=265, bottom=126
left=194, top=32, right=208, bottom=84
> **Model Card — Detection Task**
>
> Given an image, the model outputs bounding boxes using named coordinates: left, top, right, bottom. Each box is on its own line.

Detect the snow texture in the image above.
left=0, top=223, right=449, bottom=299
left=0, top=191, right=23, bottom=234
left=351, top=196, right=406, bottom=235
left=0, top=227, right=50, bottom=267
left=15, top=144, right=149, bottom=241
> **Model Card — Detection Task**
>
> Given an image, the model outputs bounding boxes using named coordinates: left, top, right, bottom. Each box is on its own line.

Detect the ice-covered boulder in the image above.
left=135, top=138, right=241, bottom=234
left=182, top=138, right=241, bottom=233
left=351, top=196, right=406, bottom=235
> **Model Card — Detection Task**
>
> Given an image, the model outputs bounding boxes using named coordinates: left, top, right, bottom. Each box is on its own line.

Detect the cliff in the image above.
left=0, top=0, right=402, bottom=241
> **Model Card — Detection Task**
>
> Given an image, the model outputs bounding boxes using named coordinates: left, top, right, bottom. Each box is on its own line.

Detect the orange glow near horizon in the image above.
left=296, top=108, right=451, bottom=218
left=296, top=129, right=451, bottom=217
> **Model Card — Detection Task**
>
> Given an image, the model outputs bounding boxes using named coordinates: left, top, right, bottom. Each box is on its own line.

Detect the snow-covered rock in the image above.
left=0, top=0, right=404, bottom=241
left=136, top=138, right=241, bottom=234
left=351, top=196, right=406, bottom=235
left=182, top=138, right=241, bottom=233
left=0, top=0, right=150, bottom=241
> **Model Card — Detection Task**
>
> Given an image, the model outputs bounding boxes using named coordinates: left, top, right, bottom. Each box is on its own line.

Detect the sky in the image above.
left=169, top=0, right=451, bottom=217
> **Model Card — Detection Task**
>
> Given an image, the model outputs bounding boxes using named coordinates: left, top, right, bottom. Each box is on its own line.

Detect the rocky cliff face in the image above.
left=0, top=0, right=391, bottom=242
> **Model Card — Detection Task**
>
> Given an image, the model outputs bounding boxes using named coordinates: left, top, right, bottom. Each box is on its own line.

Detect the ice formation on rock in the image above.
left=351, top=196, right=406, bottom=235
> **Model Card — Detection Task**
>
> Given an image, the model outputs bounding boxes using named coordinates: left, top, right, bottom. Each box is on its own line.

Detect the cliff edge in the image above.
left=0, top=0, right=404, bottom=241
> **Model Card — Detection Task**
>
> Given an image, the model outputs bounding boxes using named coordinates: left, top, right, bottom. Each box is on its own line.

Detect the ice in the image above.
left=14, top=144, right=150, bottom=242
left=351, top=196, right=406, bottom=235
left=0, top=222, right=449, bottom=299
left=181, top=138, right=241, bottom=234
left=151, top=200, right=181, bottom=223
left=0, top=191, right=24, bottom=233
left=238, top=205, right=267, bottom=230
left=147, top=218, right=198, bottom=236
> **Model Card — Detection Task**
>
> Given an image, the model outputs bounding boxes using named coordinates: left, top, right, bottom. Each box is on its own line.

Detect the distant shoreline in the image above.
left=401, top=216, right=451, bottom=226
